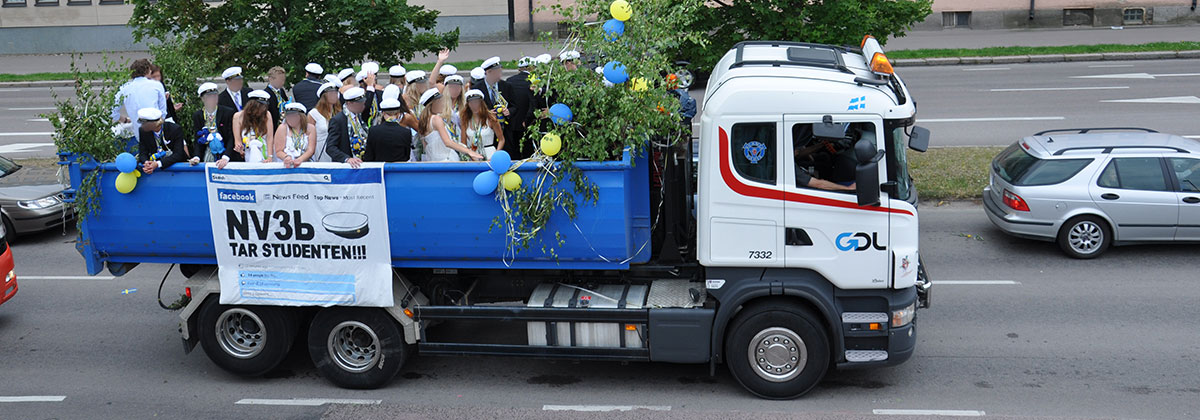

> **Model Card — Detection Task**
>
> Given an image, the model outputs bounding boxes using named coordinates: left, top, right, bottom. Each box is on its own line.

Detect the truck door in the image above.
left=782, top=115, right=890, bottom=289
left=703, top=119, right=785, bottom=267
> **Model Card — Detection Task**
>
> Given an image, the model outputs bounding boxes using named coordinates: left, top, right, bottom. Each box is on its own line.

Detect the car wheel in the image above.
left=1057, top=215, right=1111, bottom=259
left=724, top=300, right=830, bottom=399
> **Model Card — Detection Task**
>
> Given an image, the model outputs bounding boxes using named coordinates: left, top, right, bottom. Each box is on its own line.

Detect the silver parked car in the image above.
left=0, top=155, right=73, bottom=238
left=984, top=128, right=1200, bottom=258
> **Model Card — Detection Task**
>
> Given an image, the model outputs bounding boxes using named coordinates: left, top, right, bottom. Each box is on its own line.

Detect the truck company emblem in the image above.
left=847, top=96, right=867, bottom=111
left=836, top=232, right=887, bottom=252
left=743, top=140, right=767, bottom=164
left=901, top=256, right=910, bottom=270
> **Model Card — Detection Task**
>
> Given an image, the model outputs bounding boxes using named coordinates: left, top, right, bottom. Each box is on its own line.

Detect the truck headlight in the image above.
left=892, top=302, right=916, bottom=327
left=18, top=196, right=60, bottom=210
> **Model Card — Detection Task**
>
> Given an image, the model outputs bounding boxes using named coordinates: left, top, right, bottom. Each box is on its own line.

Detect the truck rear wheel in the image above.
left=308, top=307, right=408, bottom=389
left=725, top=301, right=829, bottom=399
left=196, top=299, right=299, bottom=376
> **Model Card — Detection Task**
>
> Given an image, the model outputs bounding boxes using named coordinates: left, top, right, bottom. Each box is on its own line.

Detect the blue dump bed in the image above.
left=66, top=153, right=651, bottom=276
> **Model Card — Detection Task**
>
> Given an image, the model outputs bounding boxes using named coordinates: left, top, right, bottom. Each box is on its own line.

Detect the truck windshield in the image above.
left=885, top=125, right=911, bottom=201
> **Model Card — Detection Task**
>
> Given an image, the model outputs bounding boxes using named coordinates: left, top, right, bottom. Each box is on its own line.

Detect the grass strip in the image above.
left=909, top=146, right=1003, bottom=201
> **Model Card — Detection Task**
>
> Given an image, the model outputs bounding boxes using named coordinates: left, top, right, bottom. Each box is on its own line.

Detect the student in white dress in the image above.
left=274, top=102, right=317, bottom=168
left=460, top=89, right=506, bottom=160
left=417, top=88, right=483, bottom=162
left=219, top=90, right=275, bottom=168
left=441, top=75, right=466, bottom=156
left=306, top=82, right=341, bottom=162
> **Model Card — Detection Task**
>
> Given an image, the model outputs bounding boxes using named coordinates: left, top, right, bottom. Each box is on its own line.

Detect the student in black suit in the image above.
left=504, top=56, right=536, bottom=159
left=470, top=57, right=516, bottom=112
left=325, top=87, right=370, bottom=167
left=264, top=66, right=291, bottom=127
left=191, top=82, right=239, bottom=162
left=136, top=108, right=188, bottom=174
left=362, top=98, right=414, bottom=163
left=218, top=66, right=254, bottom=112
left=293, top=62, right=325, bottom=111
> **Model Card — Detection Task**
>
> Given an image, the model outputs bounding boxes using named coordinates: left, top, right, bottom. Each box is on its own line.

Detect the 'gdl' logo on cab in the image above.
left=836, top=232, right=886, bottom=251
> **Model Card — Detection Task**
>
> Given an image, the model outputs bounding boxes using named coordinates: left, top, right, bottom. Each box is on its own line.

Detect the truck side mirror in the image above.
left=908, top=126, right=930, bottom=152
left=855, top=135, right=883, bottom=207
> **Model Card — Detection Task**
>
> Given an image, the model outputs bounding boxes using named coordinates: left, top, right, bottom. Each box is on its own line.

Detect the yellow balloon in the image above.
left=631, top=77, right=649, bottom=92
left=541, top=133, right=562, bottom=157
left=115, top=171, right=137, bottom=194
left=610, top=0, right=632, bottom=21
left=501, top=171, right=522, bottom=192
left=133, top=170, right=141, bottom=178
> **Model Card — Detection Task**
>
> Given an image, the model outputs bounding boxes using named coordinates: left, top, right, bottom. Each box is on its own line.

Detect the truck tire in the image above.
left=724, top=301, right=830, bottom=399
left=1057, top=215, right=1111, bottom=259
left=196, top=299, right=299, bottom=376
left=308, top=307, right=408, bottom=389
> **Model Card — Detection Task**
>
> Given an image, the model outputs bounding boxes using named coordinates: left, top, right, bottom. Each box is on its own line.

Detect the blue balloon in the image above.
left=489, top=150, right=512, bottom=174
left=115, top=152, right=136, bottom=173
left=549, top=103, right=573, bottom=126
left=602, top=19, right=624, bottom=41
left=473, top=171, right=500, bottom=196
left=603, top=61, right=628, bottom=84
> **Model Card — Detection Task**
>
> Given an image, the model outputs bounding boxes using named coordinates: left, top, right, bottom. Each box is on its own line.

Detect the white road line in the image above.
left=8, top=107, right=57, bottom=111
left=989, top=86, right=1128, bottom=92
left=1088, top=64, right=1135, bottom=68
left=0, top=143, right=55, bottom=153
left=874, top=409, right=985, bottom=416
left=1102, top=96, right=1200, bottom=104
left=962, top=67, right=1009, bottom=72
left=0, top=132, right=53, bottom=137
left=235, top=398, right=381, bottom=406
left=543, top=405, right=672, bottom=412
left=918, top=117, right=1064, bottom=123
left=27, top=118, right=50, bottom=122
left=0, top=396, right=67, bottom=403
left=19, top=275, right=115, bottom=280
left=936, top=280, right=1019, bottom=285
left=1073, top=72, right=1200, bottom=79
left=0, top=88, right=30, bottom=92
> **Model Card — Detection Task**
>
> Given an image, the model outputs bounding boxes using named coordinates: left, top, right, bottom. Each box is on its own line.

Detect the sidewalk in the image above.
left=0, top=25, right=1195, bottom=75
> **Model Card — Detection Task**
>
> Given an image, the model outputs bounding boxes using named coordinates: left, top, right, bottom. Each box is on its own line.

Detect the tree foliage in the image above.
left=129, top=0, right=459, bottom=81
left=148, top=36, right=217, bottom=134
left=682, top=0, right=933, bottom=71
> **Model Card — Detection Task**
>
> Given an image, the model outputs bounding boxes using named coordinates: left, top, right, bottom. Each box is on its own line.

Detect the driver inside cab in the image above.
left=793, top=123, right=860, bottom=192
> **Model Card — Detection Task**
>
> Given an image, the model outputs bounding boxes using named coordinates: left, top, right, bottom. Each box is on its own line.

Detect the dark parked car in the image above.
left=0, top=155, right=73, bottom=238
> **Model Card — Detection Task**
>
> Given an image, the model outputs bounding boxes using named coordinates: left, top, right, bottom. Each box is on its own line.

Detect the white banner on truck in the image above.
left=205, top=163, right=393, bottom=307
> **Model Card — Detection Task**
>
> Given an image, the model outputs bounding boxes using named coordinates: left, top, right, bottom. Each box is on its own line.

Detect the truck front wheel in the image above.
left=308, top=307, right=408, bottom=389
left=196, top=299, right=298, bottom=376
left=725, top=301, right=830, bottom=399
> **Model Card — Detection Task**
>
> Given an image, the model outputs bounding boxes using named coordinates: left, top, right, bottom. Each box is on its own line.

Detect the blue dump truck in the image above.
left=66, top=40, right=931, bottom=399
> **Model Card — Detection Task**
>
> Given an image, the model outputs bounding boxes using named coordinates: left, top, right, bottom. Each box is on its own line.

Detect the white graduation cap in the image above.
left=405, top=70, right=428, bottom=84
left=389, top=65, right=407, bottom=77
left=304, top=63, right=324, bottom=74
left=380, top=98, right=403, bottom=111
left=343, top=87, right=366, bottom=102
left=197, top=82, right=219, bottom=96
left=247, top=89, right=270, bottom=102
left=444, top=75, right=464, bottom=86
left=439, top=64, right=458, bottom=76
left=470, top=67, right=485, bottom=81
left=382, top=84, right=401, bottom=101
left=337, top=68, right=355, bottom=81
left=419, top=87, right=441, bottom=106
left=222, top=66, right=243, bottom=80
left=137, top=107, right=163, bottom=122
left=284, top=102, right=307, bottom=114
left=482, top=56, right=502, bottom=70
left=559, top=50, right=580, bottom=62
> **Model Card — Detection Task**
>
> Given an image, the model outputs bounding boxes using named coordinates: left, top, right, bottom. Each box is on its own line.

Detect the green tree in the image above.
left=148, top=36, right=217, bottom=135
left=682, top=0, right=933, bottom=71
left=128, top=0, right=459, bottom=81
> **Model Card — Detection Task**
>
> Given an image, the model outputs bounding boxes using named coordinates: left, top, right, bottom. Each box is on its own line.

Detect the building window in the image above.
left=98, top=0, right=122, bottom=4
left=3, top=0, right=27, bottom=7
left=942, top=11, right=970, bottom=28
left=68, top=0, right=91, bottom=5
left=1063, top=8, right=1094, bottom=26
left=35, top=0, right=58, bottom=5
left=1123, top=8, right=1146, bottom=24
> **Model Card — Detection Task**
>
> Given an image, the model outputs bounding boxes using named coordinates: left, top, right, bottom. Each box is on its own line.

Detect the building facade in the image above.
left=1, top=0, right=1198, bottom=54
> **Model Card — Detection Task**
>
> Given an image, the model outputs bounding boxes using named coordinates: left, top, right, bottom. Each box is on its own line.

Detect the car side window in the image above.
left=1097, top=157, right=1168, bottom=191
left=730, top=122, right=776, bottom=185
left=1169, top=158, right=1200, bottom=192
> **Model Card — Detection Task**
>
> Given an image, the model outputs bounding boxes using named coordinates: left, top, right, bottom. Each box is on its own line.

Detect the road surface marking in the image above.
left=27, top=118, right=50, bottom=122
left=0, top=88, right=29, bottom=92
left=19, top=275, right=115, bottom=280
left=1073, top=72, right=1200, bottom=79
left=1101, top=96, right=1200, bottom=104
left=962, top=67, right=1009, bottom=72
left=936, top=280, right=1019, bottom=285
left=0, top=396, right=67, bottom=403
left=874, top=409, right=985, bottom=416
left=989, top=86, right=1127, bottom=92
left=1088, top=64, right=1135, bottom=68
left=918, top=117, right=1064, bottom=123
left=8, top=107, right=57, bottom=111
left=543, top=405, right=672, bottom=412
left=0, top=132, right=53, bottom=137
left=235, top=398, right=381, bottom=406
left=0, top=143, right=55, bottom=153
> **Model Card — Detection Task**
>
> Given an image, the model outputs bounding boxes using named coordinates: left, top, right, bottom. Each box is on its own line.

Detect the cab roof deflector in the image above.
left=729, top=41, right=855, bottom=75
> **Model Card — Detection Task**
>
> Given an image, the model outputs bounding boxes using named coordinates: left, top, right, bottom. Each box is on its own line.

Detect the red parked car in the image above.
left=0, top=216, right=16, bottom=306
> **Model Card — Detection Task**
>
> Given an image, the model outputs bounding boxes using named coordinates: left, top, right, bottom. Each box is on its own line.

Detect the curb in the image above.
left=0, top=69, right=522, bottom=89
left=892, top=50, right=1200, bottom=67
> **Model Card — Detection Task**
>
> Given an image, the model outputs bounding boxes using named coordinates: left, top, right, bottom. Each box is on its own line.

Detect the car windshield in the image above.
left=993, top=143, right=1038, bottom=183
left=0, top=155, right=20, bottom=178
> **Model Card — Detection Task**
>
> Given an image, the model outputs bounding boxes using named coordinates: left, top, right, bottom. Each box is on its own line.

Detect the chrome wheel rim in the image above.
left=748, top=327, right=807, bottom=382
left=216, top=308, right=266, bottom=359
left=1068, top=221, right=1104, bottom=254
left=328, top=321, right=380, bottom=373
left=674, top=69, right=695, bottom=89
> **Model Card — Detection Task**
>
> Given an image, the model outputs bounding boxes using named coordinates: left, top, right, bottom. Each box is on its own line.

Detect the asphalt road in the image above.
left=1, top=203, right=1197, bottom=419
left=2, top=58, right=1198, bottom=159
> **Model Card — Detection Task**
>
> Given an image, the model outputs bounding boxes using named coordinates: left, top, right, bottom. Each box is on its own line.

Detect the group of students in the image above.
left=118, top=49, right=587, bottom=171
